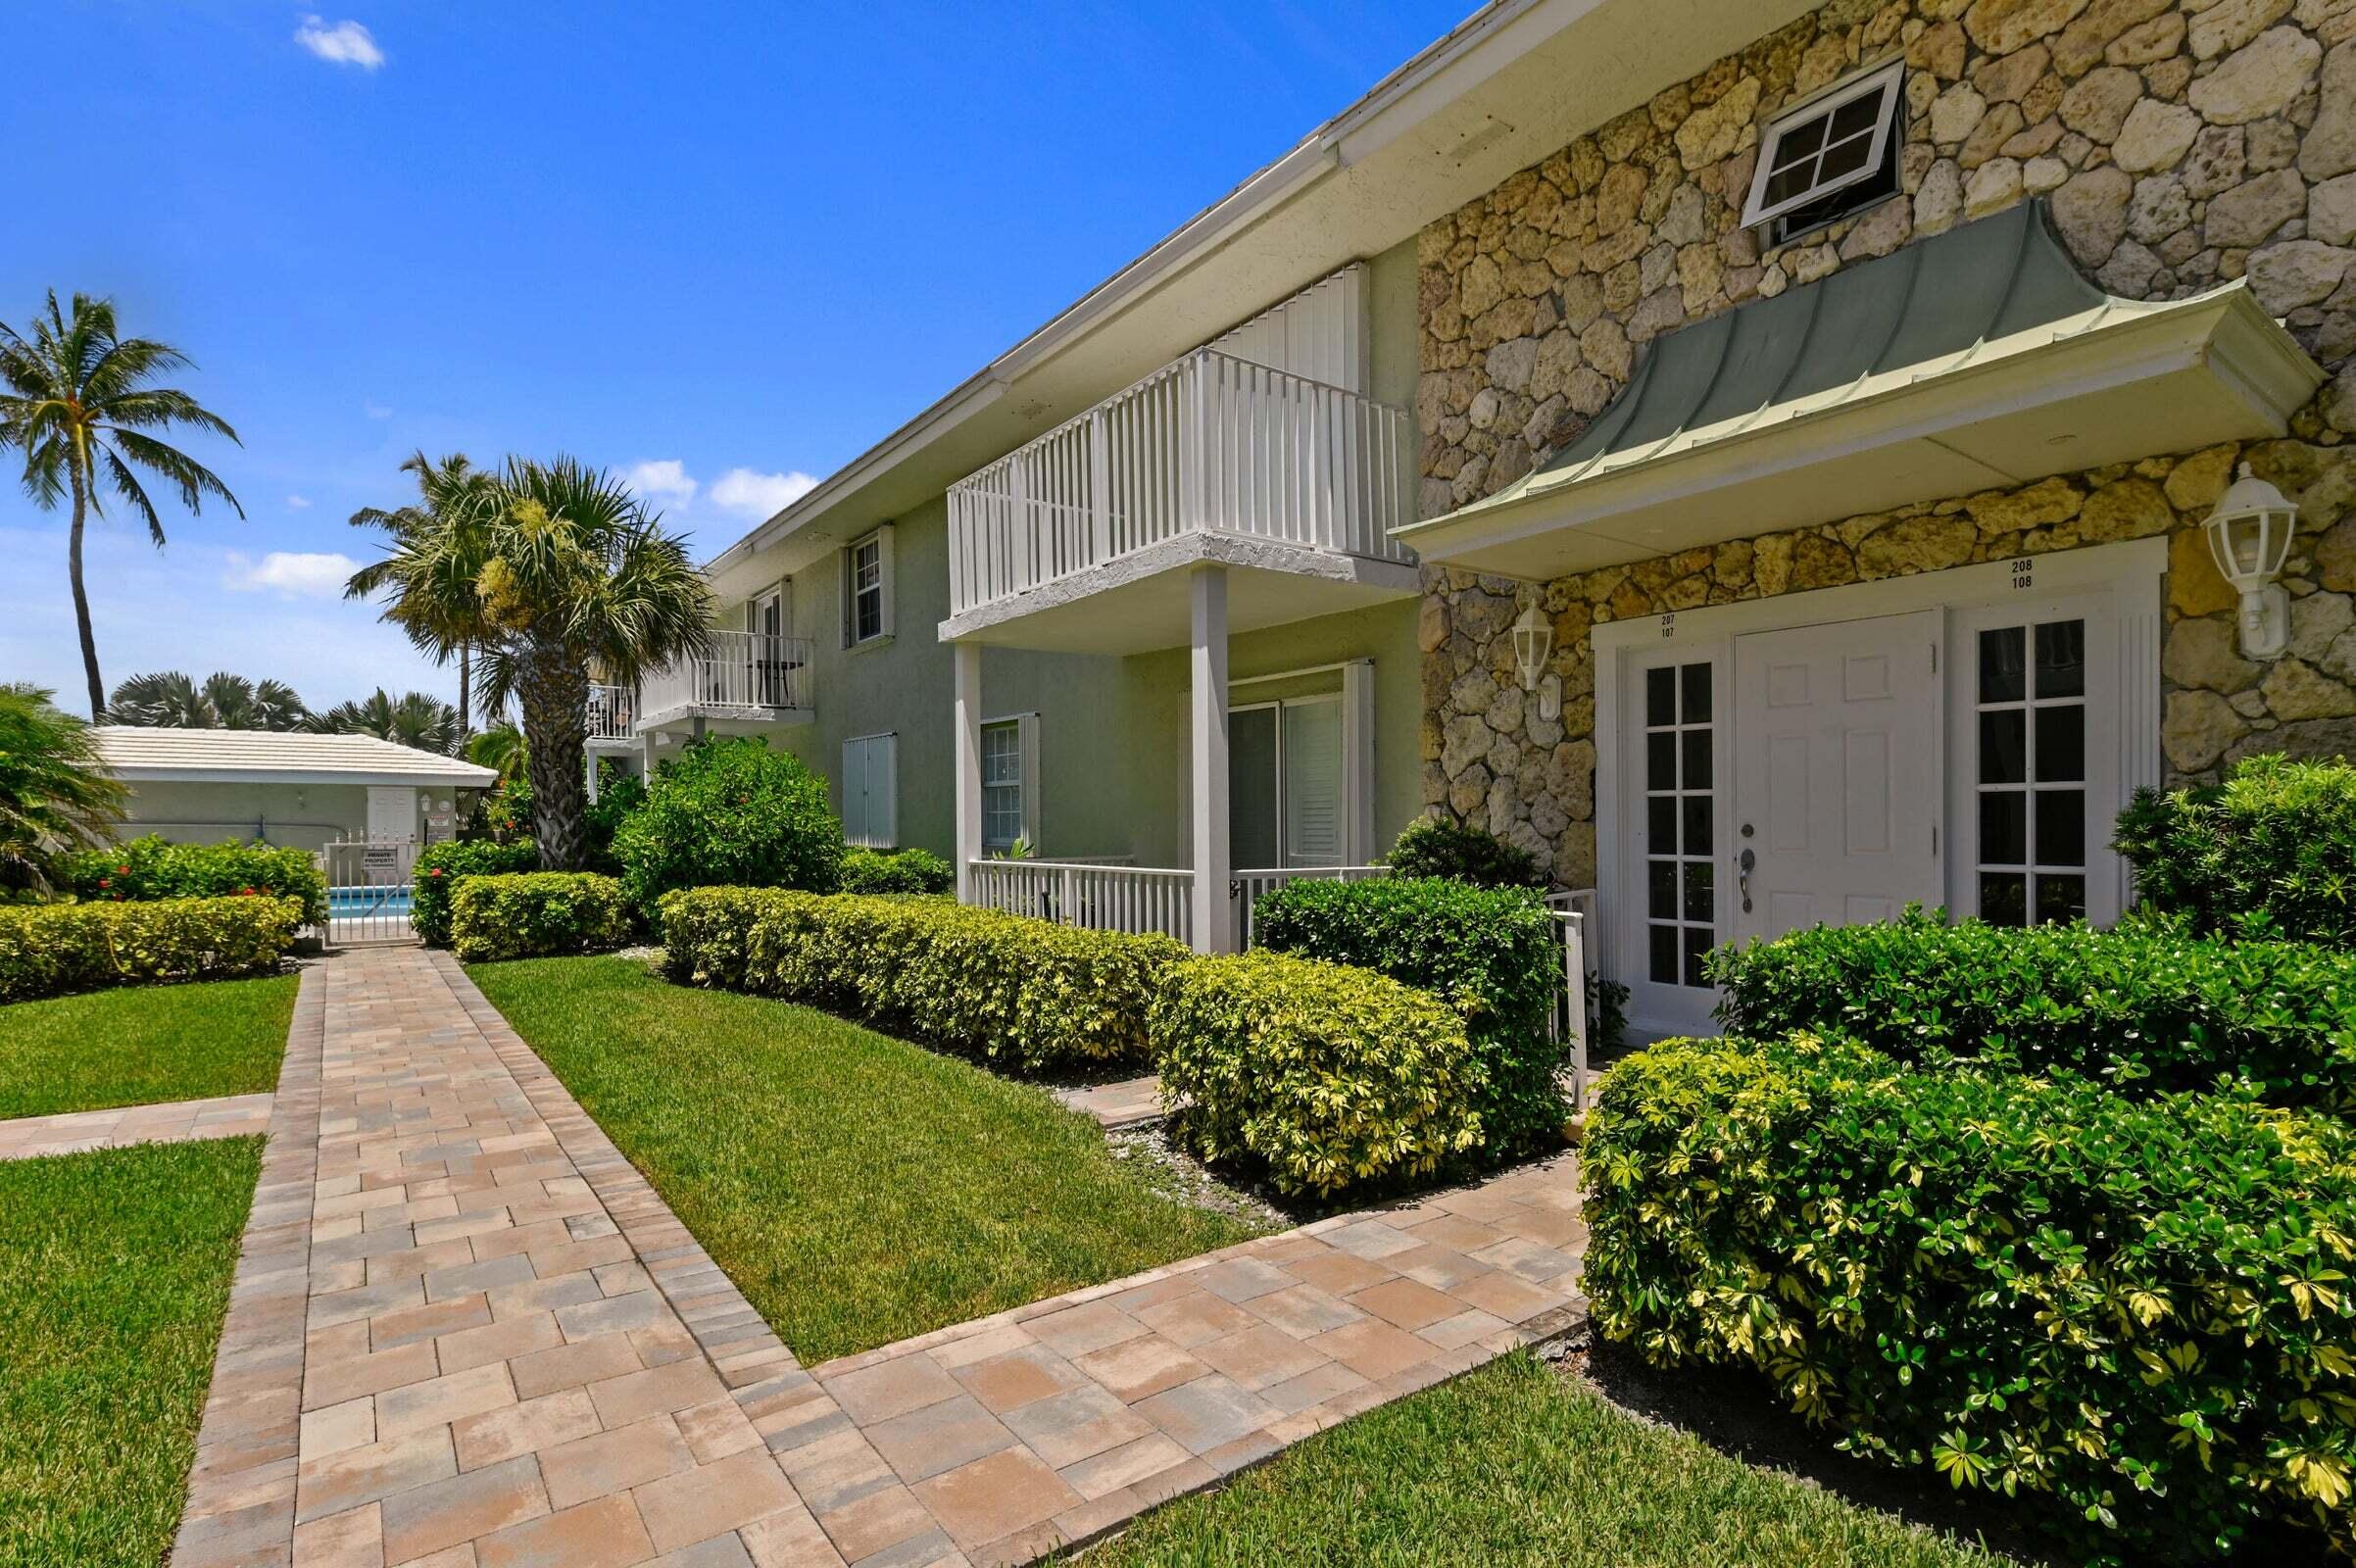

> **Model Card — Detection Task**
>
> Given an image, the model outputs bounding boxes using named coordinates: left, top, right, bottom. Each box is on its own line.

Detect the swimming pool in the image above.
left=327, top=885, right=415, bottom=916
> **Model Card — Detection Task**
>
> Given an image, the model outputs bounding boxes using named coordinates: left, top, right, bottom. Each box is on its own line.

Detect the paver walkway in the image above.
left=0, top=1090, right=272, bottom=1161
left=172, top=946, right=1587, bottom=1568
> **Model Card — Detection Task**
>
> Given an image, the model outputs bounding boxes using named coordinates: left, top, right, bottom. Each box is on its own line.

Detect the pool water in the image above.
left=327, top=886, right=416, bottom=915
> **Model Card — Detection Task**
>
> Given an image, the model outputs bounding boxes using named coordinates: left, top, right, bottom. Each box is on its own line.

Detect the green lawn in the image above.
left=0, top=1138, right=262, bottom=1567
left=0, top=974, right=297, bottom=1120
left=1071, top=1352, right=2027, bottom=1568
left=466, top=956, right=1263, bottom=1362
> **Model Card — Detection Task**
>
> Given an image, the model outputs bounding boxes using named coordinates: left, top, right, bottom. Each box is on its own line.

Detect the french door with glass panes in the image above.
left=1612, top=576, right=2129, bottom=1043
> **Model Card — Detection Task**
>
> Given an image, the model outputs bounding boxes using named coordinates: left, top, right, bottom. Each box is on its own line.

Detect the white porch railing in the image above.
left=946, top=348, right=1414, bottom=618
left=1233, top=864, right=1390, bottom=950
left=639, top=629, right=812, bottom=720
left=966, top=860, right=1195, bottom=944
left=586, top=684, right=635, bottom=741
left=1546, top=888, right=1599, bottom=1113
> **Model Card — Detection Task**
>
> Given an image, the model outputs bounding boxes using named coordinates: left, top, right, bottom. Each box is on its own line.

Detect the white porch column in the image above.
left=953, top=640, right=984, bottom=904
left=1190, top=564, right=1234, bottom=954
left=586, top=751, right=601, bottom=806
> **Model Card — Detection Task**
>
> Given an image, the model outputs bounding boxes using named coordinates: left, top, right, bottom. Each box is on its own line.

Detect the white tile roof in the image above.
left=90, top=727, right=498, bottom=787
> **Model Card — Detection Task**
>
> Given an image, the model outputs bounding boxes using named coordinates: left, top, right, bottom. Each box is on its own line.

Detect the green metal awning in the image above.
left=1396, top=201, right=2326, bottom=580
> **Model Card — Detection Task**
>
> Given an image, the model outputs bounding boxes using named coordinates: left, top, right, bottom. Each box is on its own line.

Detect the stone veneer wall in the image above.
left=1415, top=0, right=2356, bottom=885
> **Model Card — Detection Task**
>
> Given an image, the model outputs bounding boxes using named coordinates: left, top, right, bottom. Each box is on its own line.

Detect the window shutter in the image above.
left=876, top=524, right=897, bottom=639
left=872, top=734, right=898, bottom=849
left=1017, top=712, right=1041, bottom=850
left=838, top=549, right=854, bottom=650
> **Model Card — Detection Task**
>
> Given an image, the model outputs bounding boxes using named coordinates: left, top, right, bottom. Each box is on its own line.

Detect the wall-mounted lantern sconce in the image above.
left=2204, top=462, right=2297, bottom=660
left=1512, top=600, right=1554, bottom=692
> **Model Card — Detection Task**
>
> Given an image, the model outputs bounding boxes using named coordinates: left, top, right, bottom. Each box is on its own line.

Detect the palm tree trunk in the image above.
left=517, top=638, right=591, bottom=871
left=67, top=466, right=103, bottom=719
left=458, top=644, right=471, bottom=736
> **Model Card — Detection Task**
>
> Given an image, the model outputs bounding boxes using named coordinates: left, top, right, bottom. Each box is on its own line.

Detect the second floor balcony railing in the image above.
left=586, top=684, right=635, bottom=741
left=638, top=629, right=814, bottom=723
left=946, top=348, right=1414, bottom=618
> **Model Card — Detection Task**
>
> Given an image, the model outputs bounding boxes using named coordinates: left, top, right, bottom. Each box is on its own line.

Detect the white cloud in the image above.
left=364, top=401, right=394, bottom=419
left=710, top=467, right=819, bottom=519
left=223, top=550, right=361, bottom=599
left=623, top=460, right=698, bottom=510
left=285, top=494, right=314, bottom=510
left=295, top=17, right=384, bottom=69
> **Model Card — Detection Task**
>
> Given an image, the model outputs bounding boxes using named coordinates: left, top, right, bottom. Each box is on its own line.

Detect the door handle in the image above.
left=1738, top=847, right=1755, bottom=914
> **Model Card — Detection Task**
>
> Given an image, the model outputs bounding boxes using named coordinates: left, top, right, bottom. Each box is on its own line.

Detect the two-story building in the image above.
left=608, top=0, right=2355, bottom=1040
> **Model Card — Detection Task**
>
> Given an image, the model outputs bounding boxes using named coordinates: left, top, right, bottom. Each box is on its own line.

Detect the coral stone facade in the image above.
left=1413, top=0, right=2356, bottom=890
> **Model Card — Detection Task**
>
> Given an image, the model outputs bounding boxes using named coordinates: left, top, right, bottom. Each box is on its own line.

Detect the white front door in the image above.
left=366, top=786, right=417, bottom=844
left=1730, top=611, right=1942, bottom=944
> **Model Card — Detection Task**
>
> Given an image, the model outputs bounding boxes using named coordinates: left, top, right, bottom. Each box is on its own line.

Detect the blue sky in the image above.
left=0, top=0, right=1463, bottom=715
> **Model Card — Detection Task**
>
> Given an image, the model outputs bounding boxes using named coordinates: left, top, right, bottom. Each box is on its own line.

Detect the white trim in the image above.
left=1594, top=539, right=2165, bottom=1042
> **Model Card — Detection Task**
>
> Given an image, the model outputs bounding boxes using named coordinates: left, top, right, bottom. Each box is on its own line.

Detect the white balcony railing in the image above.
left=947, top=348, right=1414, bottom=618
left=639, top=630, right=812, bottom=721
left=967, top=860, right=1196, bottom=945
left=586, top=684, right=635, bottom=741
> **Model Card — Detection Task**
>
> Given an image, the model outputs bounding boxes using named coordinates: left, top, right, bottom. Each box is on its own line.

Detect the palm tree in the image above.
left=349, top=456, right=709, bottom=869
left=307, top=689, right=463, bottom=755
left=349, top=452, right=498, bottom=734
left=0, top=684, right=126, bottom=897
left=106, top=669, right=309, bottom=730
left=0, top=292, right=243, bottom=718
left=464, top=719, right=527, bottom=784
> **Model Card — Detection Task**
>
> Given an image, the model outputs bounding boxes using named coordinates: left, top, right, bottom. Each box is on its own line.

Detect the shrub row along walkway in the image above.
left=173, top=947, right=1587, bottom=1567
left=0, top=1090, right=273, bottom=1161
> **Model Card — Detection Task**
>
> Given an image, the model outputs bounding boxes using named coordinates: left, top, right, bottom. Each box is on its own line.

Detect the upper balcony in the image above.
left=942, top=348, right=1420, bottom=654
left=585, top=629, right=814, bottom=748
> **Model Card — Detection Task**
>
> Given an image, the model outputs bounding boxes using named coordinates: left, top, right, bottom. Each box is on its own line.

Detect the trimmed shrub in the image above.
left=59, top=834, right=327, bottom=925
left=0, top=895, right=303, bottom=1002
left=450, top=873, right=634, bottom=962
left=661, top=888, right=1183, bottom=1072
left=412, top=839, right=540, bottom=947
left=613, top=738, right=842, bottom=915
left=2115, top=753, right=2356, bottom=945
left=1708, top=907, right=2356, bottom=1112
left=1152, top=950, right=1485, bottom=1197
left=839, top=847, right=954, bottom=896
left=1386, top=815, right=1547, bottom=889
left=1582, top=1033, right=2356, bottom=1563
left=583, top=767, right=646, bottom=874
left=1252, top=876, right=1568, bottom=1157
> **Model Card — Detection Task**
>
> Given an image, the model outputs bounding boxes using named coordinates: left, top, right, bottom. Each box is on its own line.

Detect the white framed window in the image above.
left=841, top=732, right=898, bottom=849
left=1640, top=660, right=1718, bottom=991
left=842, top=525, right=894, bottom=647
left=1969, top=618, right=2090, bottom=926
left=1742, top=60, right=1905, bottom=244
left=981, top=714, right=1039, bottom=851
left=1227, top=694, right=1347, bottom=869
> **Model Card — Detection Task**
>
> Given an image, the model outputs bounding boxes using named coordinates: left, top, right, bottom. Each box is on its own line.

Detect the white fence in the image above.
left=640, top=630, right=812, bottom=720
left=966, top=860, right=1195, bottom=944
left=1546, top=889, right=1599, bottom=1114
left=1232, top=864, right=1389, bottom=950
left=317, top=838, right=419, bottom=946
left=946, top=348, right=1414, bottom=617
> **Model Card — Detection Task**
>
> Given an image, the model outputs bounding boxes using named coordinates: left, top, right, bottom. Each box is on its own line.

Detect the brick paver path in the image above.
left=0, top=1090, right=272, bottom=1161
left=170, top=947, right=1587, bottom=1567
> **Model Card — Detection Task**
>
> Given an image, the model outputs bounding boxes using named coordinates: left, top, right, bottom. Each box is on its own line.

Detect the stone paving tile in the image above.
left=170, top=944, right=1587, bottom=1568
left=0, top=1089, right=275, bottom=1162
left=1046, top=1074, right=1163, bottom=1131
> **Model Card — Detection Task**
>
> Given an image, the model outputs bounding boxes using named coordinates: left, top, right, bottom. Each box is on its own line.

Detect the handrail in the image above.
left=639, top=630, right=814, bottom=718
left=947, top=347, right=1414, bottom=616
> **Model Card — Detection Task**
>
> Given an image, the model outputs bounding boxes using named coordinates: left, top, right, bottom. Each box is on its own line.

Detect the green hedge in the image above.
left=1582, top=1033, right=2356, bottom=1563
left=2115, top=754, right=2356, bottom=945
left=1386, top=815, right=1548, bottom=889
left=839, top=847, right=954, bottom=896
left=58, top=834, right=327, bottom=926
left=661, top=887, right=1183, bottom=1073
left=1252, top=876, right=1568, bottom=1158
left=0, top=896, right=304, bottom=1002
left=613, top=738, right=842, bottom=916
left=1153, top=950, right=1484, bottom=1198
left=451, top=873, right=635, bottom=962
left=1708, top=907, right=2356, bottom=1112
left=412, top=839, right=541, bottom=947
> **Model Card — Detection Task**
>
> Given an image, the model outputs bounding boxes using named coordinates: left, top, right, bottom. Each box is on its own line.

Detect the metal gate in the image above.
left=318, top=839, right=420, bottom=946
